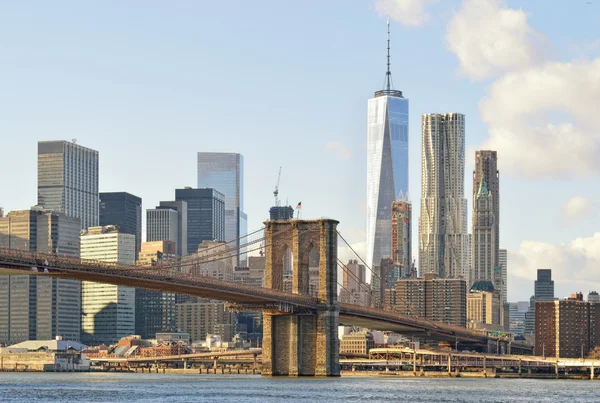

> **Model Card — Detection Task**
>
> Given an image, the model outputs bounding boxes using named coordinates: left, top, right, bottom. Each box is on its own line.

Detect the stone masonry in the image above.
left=262, top=219, right=340, bottom=376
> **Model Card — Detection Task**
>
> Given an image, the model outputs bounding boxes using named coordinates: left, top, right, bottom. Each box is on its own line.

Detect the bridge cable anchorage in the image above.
left=336, top=230, right=444, bottom=330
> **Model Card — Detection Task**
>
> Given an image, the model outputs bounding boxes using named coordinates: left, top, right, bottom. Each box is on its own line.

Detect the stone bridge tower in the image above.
left=262, top=219, right=340, bottom=376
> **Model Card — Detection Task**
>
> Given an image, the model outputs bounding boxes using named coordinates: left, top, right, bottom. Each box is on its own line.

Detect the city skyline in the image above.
left=1, top=1, right=599, bottom=301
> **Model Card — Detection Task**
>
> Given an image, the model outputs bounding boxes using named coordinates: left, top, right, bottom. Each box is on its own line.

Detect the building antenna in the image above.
left=385, top=17, right=392, bottom=91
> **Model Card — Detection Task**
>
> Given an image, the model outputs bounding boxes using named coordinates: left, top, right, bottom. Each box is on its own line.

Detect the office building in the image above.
left=175, top=188, right=225, bottom=254
left=419, top=113, right=469, bottom=281
left=197, top=153, right=247, bottom=264
left=499, top=249, right=507, bottom=305
left=467, top=281, right=499, bottom=329
left=152, top=200, right=188, bottom=256
left=391, top=200, right=412, bottom=278
left=146, top=207, right=179, bottom=252
left=99, top=192, right=142, bottom=256
left=535, top=293, right=600, bottom=358
left=176, top=301, right=234, bottom=342
left=37, top=140, right=99, bottom=230
left=535, top=269, right=554, bottom=301
left=508, top=301, right=530, bottom=336
left=339, top=260, right=371, bottom=306
left=589, top=291, right=600, bottom=303
left=182, top=240, right=235, bottom=282
left=0, top=208, right=81, bottom=345
left=366, top=21, right=409, bottom=308
left=233, top=255, right=265, bottom=287
left=80, top=226, right=136, bottom=345
left=137, top=240, right=177, bottom=266
left=388, top=273, right=467, bottom=327
left=135, top=241, right=177, bottom=339
left=525, top=269, right=555, bottom=338
left=473, top=151, right=500, bottom=274
left=269, top=206, right=294, bottom=221
left=472, top=179, right=495, bottom=284
left=340, top=331, right=375, bottom=355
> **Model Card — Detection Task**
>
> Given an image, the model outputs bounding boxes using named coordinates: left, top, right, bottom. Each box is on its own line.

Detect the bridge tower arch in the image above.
left=262, top=219, right=340, bottom=376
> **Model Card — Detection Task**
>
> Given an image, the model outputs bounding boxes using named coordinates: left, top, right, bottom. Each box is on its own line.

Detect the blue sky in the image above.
left=1, top=1, right=599, bottom=302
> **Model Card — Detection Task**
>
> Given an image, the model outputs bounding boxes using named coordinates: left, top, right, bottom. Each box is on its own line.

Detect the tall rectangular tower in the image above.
left=175, top=188, right=225, bottom=254
left=419, top=113, right=469, bottom=280
left=366, top=20, right=409, bottom=305
left=146, top=207, right=179, bottom=253
left=81, top=226, right=136, bottom=346
left=99, top=192, right=142, bottom=257
left=473, top=151, right=499, bottom=264
left=158, top=200, right=188, bottom=256
left=197, top=153, right=246, bottom=263
left=472, top=178, right=496, bottom=284
left=391, top=200, right=412, bottom=278
left=0, top=208, right=81, bottom=345
left=37, top=140, right=99, bottom=230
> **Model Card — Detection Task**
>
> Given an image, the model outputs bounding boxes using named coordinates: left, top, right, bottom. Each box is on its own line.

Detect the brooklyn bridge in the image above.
left=0, top=219, right=519, bottom=376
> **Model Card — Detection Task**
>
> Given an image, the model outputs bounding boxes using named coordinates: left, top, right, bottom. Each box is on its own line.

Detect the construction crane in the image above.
left=273, top=166, right=282, bottom=206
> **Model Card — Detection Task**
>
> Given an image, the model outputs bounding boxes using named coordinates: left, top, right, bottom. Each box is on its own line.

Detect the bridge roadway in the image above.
left=0, top=248, right=488, bottom=343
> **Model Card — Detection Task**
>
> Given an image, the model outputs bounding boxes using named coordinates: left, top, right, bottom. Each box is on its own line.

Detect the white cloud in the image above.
left=508, top=233, right=600, bottom=300
left=480, top=58, right=600, bottom=178
left=375, top=0, right=438, bottom=27
left=561, top=196, right=595, bottom=223
left=325, top=141, right=351, bottom=161
left=445, top=0, right=548, bottom=80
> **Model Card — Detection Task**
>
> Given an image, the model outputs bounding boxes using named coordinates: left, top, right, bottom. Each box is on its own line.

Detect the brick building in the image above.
left=535, top=293, right=600, bottom=358
left=386, top=273, right=466, bottom=327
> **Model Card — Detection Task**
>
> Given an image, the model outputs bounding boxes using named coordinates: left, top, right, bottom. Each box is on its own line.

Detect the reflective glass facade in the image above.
left=197, top=153, right=246, bottom=264
left=175, top=188, right=225, bottom=254
left=99, top=192, right=142, bottom=257
left=366, top=94, right=409, bottom=297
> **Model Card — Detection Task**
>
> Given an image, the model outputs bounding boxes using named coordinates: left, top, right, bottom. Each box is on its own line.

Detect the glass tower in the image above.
left=197, top=153, right=247, bottom=264
left=366, top=20, right=409, bottom=306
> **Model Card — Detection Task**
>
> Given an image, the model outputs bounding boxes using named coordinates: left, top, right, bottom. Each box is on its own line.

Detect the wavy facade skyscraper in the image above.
left=419, top=113, right=469, bottom=282
left=366, top=20, right=409, bottom=306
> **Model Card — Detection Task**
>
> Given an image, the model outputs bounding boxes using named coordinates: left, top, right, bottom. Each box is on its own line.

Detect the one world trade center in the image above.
left=366, top=19, right=409, bottom=305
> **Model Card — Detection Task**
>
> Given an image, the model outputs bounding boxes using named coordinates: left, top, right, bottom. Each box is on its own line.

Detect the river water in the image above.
left=0, top=373, right=597, bottom=402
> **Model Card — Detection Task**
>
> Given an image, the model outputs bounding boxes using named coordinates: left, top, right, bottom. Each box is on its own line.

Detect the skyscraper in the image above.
left=157, top=201, right=188, bottom=256
left=80, top=226, right=136, bottom=345
left=473, top=151, right=499, bottom=268
left=175, top=188, right=225, bottom=254
left=135, top=241, right=177, bottom=339
left=535, top=269, right=554, bottom=301
left=391, top=200, right=412, bottom=278
left=99, top=192, right=142, bottom=257
left=0, top=208, right=81, bottom=345
left=471, top=179, right=495, bottom=283
left=37, top=140, right=99, bottom=230
left=146, top=207, right=179, bottom=253
left=197, top=153, right=247, bottom=263
left=366, top=20, right=409, bottom=303
left=499, top=248, right=507, bottom=304
left=419, top=113, right=469, bottom=280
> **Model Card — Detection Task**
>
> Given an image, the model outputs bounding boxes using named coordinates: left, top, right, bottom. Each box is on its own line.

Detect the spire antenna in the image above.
left=386, top=17, right=391, bottom=91
left=374, top=18, right=403, bottom=98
